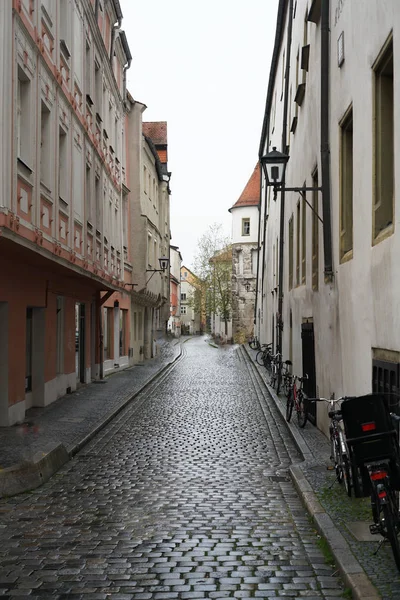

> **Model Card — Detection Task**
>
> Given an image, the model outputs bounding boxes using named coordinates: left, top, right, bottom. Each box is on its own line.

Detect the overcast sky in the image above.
left=120, top=0, right=279, bottom=269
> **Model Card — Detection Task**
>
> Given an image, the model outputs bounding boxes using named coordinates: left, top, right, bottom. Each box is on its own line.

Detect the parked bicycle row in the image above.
left=248, top=336, right=400, bottom=572
left=250, top=338, right=309, bottom=427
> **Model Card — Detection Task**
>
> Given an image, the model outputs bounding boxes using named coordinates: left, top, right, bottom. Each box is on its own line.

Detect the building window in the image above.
left=40, top=100, right=52, bottom=187
left=181, top=293, right=186, bottom=301
left=296, top=201, right=300, bottom=286
left=86, top=165, right=92, bottom=223
left=340, top=106, right=353, bottom=260
left=59, top=126, right=68, bottom=202
left=181, top=305, right=187, bottom=315
left=17, top=68, right=31, bottom=166
left=288, top=216, right=294, bottom=290
left=372, top=357, right=399, bottom=410
left=373, top=36, right=394, bottom=240
left=242, top=218, right=250, bottom=236
left=312, top=169, right=319, bottom=291
left=301, top=192, right=306, bottom=283
left=143, top=166, right=147, bottom=194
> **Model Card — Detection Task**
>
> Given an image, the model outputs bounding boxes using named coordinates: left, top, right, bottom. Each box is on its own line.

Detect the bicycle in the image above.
left=286, top=374, right=308, bottom=428
left=282, top=360, right=293, bottom=396
left=248, top=336, right=260, bottom=351
left=308, top=395, right=352, bottom=497
left=255, top=343, right=273, bottom=369
left=269, top=352, right=282, bottom=394
left=341, top=393, right=400, bottom=570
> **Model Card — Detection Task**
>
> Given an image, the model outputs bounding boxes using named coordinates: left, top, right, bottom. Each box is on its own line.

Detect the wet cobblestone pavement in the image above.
left=0, top=338, right=346, bottom=599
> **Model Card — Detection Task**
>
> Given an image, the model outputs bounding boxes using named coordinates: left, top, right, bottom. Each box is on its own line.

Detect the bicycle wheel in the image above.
left=286, top=390, right=294, bottom=422
left=382, top=494, right=400, bottom=571
left=342, top=453, right=352, bottom=497
left=276, top=368, right=282, bottom=395
left=270, top=367, right=276, bottom=388
left=256, top=351, right=265, bottom=366
left=332, top=437, right=344, bottom=484
left=297, top=391, right=308, bottom=428
left=263, top=354, right=272, bottom=371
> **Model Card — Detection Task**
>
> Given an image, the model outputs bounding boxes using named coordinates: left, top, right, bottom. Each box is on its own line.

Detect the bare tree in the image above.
left=192, top=223, right=232, bottom=338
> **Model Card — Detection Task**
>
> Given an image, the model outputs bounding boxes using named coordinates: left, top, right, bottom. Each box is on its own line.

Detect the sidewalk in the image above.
left=0, top=336, right=182, bottom=498
left=244, top=343, right=400, bottom=600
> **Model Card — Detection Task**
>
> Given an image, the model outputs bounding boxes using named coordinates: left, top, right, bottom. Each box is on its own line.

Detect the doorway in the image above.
left=75, top=303, right=86, bottom=384
left=301, top=320, right=317, bottom=424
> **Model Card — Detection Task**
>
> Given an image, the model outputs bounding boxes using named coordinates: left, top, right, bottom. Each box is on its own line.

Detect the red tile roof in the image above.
left=142, top=122, right=168, bottom=145
left=229, top=163, right=260, bottom=211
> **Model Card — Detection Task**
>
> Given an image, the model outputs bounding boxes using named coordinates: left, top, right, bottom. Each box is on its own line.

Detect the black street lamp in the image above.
left=260, top=147, right=323, bottom=223
left=145, top=256, right=170, bottom=284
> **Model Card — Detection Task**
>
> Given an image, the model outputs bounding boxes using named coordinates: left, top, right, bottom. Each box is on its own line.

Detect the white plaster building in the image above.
left=229, top=164, right=260, bottom=343
left=257, top=0, right=400, bottom=433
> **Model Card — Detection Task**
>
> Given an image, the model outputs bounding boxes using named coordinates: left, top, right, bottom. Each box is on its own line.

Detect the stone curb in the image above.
left=0, top=443, right=69, bottom=498
left=0, top=343, right=182, bottom=499
left=242, top=344, right=380, bottom=600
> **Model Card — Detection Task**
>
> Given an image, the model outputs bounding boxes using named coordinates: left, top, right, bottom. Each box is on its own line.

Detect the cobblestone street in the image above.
left=0, top=338, right=346, bottom=599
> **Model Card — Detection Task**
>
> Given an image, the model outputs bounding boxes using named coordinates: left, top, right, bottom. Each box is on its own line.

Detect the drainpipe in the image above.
left=110, top=19, right=122, bottom=62
left=321, top=0, right=333, bottom=280
left=123, top=58, right=131, bottom=103
left=95, top=0, right=99, bottom=22
left=277, top=0, right=293, bottom=356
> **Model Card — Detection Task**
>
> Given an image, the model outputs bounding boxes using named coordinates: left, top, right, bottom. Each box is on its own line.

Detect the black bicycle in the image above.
left=248, top=336, right=260, bottom=351
left=341, top=393, right=400, bottom=570
left=309, top=395, right=352, bottom=496
left=255, top=343, right=273, bottom=369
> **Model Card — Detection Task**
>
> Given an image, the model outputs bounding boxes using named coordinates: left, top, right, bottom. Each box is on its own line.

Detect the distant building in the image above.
left=180, top=266, right=202, bottom=335
left=168, top=246, right=182, bottom=337
left=229, top=164, right=260, bottom=343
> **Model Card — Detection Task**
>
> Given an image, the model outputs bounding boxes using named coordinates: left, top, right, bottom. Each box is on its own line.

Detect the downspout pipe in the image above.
left=120, top=32, right=132, bottom=103
left=277, top=0, right=293, bottom=356
left=110, top=18, right=122, bottom=62
left=95, top=0, right=99, bottom=22
left=321, top=0, right=333, bottom=279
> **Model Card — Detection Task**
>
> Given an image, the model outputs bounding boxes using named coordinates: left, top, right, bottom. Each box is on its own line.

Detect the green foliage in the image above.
left=193, top=223, right=232, bottom=336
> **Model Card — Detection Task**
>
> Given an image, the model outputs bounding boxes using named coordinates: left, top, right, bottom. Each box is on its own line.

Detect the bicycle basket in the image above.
left=341, top=393, right=400, bottom=464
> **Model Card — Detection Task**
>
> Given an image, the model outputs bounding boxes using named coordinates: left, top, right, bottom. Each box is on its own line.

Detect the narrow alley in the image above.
left=0, top=338, right=345, bottom=599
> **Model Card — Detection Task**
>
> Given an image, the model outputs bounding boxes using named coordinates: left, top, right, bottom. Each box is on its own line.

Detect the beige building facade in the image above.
left=257, top=0, right=400, bottom=433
